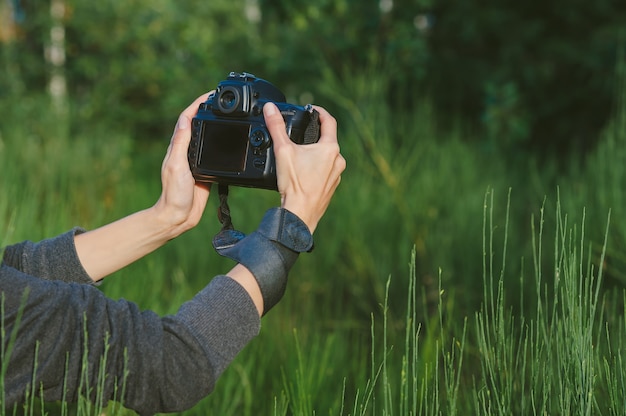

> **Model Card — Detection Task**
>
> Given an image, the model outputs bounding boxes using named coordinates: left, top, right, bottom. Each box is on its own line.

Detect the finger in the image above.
left=325, top=153, right=346, bottom=184
left=167, top=114, right=192, bottom=162
left=263, top=102, right=290, bottom=148
left=192, top=181, right=211, bottom=208
left=334, top=157, right=347, bottom=187
left=323, top=154, right=346, bottom=198
left=181, top=91, right=213, bottom=121
left=311, top=105, right=338, bottom=145
left=334, top=153, right=347, bottom=177
left=166, top=92, right=214, bottom=160
left=168, top=91, right=213, bottom=142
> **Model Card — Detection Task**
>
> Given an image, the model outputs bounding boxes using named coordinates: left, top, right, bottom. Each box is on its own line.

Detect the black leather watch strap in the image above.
left=213, top=207, right=314, bottom=315
left=256, top=208, right=314, bottom=253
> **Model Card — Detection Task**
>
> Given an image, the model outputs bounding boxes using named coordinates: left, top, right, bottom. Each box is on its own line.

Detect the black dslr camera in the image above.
left=188, top=72, right=320, bottom=190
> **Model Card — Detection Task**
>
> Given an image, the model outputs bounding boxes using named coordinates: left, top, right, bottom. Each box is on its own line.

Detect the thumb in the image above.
left=168, top=114, right=192, bottom=158
left=263, top=102, right=289, bottom=148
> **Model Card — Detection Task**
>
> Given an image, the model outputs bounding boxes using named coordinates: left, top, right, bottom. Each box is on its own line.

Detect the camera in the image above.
left=188, top=72, right=320, bottom=190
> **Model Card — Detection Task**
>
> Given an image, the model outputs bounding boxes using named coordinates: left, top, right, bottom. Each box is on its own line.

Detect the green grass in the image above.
left=2, top=65, right=626, bottom=414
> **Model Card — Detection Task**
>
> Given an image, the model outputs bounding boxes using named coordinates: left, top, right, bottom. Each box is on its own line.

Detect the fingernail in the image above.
left=264, top=102, right=277, bottom=116
left=177, top=115, right=189, bottom=130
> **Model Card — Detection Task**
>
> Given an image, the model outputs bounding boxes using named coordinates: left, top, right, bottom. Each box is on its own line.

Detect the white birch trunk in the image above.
left=245, top=0, right=261, bottom=24
left=46, top=0, right=67, bottom=112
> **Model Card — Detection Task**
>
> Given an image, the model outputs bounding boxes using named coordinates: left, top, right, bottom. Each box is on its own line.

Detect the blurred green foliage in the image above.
left=3, top=1, right=626, bottom=414
left=2, top=0, right=626, bottom=349
left=426, top=0, right=625, bottom=159
left=3, top=0, right=624, bottom=158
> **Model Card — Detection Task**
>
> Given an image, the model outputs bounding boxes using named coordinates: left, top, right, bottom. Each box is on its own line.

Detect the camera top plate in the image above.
left=189, top=72, right=320, bottom=190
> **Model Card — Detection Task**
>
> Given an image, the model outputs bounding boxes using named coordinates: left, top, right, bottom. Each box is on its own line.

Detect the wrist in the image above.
left=74, top=207, right=179, bottom=281
left=213, top=207, right=314, bottom=315
left=256, top=207, right=314, bottom=253
left=281, top=198, right=320, bottom=234
left=149, top=201, right=194, bottom=240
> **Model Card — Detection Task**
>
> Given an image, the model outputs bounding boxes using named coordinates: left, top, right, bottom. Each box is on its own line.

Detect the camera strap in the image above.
left=212, top=184, right=246, bottom=250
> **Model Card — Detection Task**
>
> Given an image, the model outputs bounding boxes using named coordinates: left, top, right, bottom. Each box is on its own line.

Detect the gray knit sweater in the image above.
left=0, top=229, right=261, bottom=415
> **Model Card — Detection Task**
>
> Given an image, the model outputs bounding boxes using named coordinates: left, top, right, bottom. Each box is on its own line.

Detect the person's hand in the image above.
left=153, top=92, right=213, bottom=238
left=75, top=93, right=214, bottom=281
left=263, top=102, right=346, bottom=233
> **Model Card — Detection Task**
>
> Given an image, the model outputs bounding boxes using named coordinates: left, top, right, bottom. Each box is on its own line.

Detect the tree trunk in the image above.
left=46, top=0, right=67, bottom=113
left=245, top=0, right=261, bottom=23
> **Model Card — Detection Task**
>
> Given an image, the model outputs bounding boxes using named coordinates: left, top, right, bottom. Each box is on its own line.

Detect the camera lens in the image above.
left=217, top=86, right=240, bottom=114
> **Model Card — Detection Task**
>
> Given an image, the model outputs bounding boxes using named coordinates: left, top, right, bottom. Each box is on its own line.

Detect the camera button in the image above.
left=250, top=128, right=271, bottom=153
left=253, top=158, right=266, bottom=170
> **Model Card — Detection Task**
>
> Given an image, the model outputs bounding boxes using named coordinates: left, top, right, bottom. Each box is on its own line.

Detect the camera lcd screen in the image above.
left=198, top=121, right=250, bottom=173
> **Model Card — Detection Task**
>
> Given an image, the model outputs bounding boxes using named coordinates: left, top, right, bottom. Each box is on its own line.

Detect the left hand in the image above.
left=75, top=93, right=214, bottom=280
left=153, top=92, right=213, bottom=238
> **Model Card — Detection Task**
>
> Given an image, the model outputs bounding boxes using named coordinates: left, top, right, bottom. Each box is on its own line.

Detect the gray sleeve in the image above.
left=1, top=267, right=260, bottom=415
left=1, top=228, right=93, bottom=284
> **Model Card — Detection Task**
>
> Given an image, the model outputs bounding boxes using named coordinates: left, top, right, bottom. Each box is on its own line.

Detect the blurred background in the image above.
left=2, top=0, right=626, bottom=414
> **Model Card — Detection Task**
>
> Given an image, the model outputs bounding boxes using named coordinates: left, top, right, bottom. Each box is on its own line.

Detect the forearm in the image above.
left=215, top=207, right=313, bottom=316
left=74, top=207, right=180, bottom=282
left=227, top=264, right=264, bottom=316
left=1, top=228, right=93, bottom=284
left=1, top=267, right=260, bottom=415
left=73, top=98, right=212, bottom=282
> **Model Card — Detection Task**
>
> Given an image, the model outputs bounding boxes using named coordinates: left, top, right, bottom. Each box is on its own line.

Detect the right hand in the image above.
left=263, top=102, right=346, bottom=233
